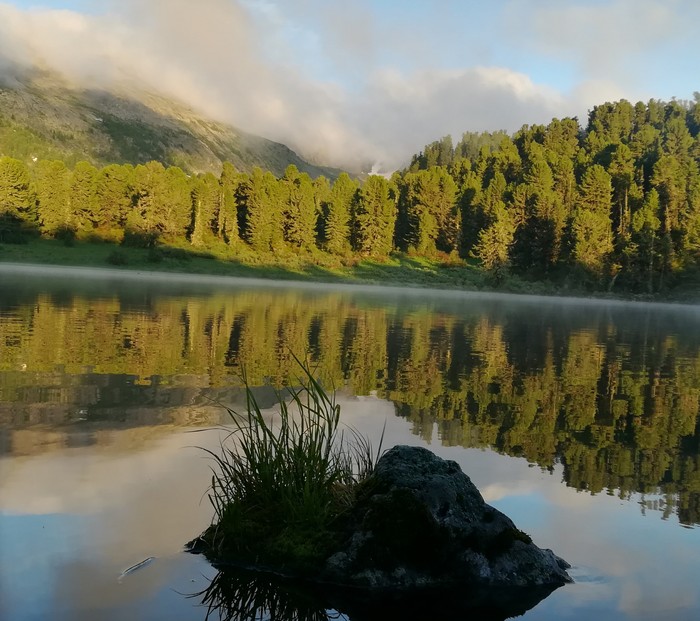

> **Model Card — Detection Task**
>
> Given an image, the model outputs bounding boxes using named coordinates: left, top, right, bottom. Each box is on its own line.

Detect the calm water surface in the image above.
left=2, top=265, right=700, bottom=620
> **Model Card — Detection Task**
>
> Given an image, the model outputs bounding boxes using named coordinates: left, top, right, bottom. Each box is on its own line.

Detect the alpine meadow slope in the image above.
left=0, top=68, right=341, bottom=179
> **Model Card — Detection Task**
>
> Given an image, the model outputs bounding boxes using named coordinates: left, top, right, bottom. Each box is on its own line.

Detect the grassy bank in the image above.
left=0, top=237, right=698, bottom=301
left=0, top=238, right=521, bottom=291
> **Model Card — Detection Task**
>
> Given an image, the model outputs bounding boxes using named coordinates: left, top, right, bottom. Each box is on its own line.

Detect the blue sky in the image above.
left=1, top=0, right=698, bottom=168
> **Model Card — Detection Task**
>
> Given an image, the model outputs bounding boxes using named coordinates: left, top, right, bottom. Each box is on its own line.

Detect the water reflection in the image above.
left=1, top=383, right=700, bottom=620
left=2, top=270, right=700, bottom=526
left=193, top=568, right=560, bottom=621
left=194, top=570, right=342, bottom=621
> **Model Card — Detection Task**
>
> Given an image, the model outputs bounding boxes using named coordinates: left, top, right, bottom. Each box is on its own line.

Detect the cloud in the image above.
left=0, top=0, right=640, bottom=170
left=505, top=0, right=700, bottom=101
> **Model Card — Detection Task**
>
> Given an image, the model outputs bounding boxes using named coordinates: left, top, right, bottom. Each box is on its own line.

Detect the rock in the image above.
left=322, top=445, right=572, bottom=590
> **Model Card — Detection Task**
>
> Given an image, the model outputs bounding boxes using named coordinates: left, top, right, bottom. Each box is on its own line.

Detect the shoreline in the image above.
left=1, top=260, right=699, bottom=312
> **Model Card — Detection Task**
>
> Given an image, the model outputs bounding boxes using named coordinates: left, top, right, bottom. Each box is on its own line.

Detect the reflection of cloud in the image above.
left=481, top=481, right=535, bottom=502
left=0, top=424, right=219, bottom=619
left=0, top=429, right=216, bottom=558
left=3, top=391, right=700, bottom=619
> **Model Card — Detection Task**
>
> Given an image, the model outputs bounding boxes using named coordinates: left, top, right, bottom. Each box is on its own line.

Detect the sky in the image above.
left=0, top=0, right=698, bottom=170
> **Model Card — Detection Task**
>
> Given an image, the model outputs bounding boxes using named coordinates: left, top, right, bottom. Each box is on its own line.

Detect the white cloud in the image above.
left=0, top=0, right=670, bottom=170
left=506, top=0, right=699, bottom=101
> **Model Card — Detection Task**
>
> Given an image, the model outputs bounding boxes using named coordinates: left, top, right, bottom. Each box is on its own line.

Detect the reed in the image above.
left=200, top=360, right=383, bottom=568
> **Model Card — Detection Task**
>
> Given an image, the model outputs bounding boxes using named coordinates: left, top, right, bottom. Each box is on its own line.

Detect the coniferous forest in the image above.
left=2, top=96, right=700, bottom=293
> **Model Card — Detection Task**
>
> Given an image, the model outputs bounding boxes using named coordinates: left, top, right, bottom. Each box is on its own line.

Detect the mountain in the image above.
left=0, top=69, right=341, bottom=178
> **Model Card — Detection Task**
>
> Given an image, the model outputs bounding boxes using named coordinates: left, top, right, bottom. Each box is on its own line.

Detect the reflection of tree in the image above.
left=2, top=288, right=700, bottom=523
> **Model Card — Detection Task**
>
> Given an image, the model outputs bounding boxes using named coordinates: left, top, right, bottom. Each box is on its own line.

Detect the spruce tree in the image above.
left=281, top=165, right=316, bottom=250
left=572, top=165, right=613, bottom=277
left=95, top=163, right=133, bottom=232
left=219, top=162, right=241, bottom=245
left=323, top=172, right=356, bottom=255
left=353, top=175, right=396, bottom=256
left=70, top=161, right=99, bottom=234
left=0, top=156, right=33, bottom=217
left=34, top=159, right=71, bottom=235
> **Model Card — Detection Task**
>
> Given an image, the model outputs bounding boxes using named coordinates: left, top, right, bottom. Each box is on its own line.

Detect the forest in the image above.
left=1, top=96, right=700, bottom=293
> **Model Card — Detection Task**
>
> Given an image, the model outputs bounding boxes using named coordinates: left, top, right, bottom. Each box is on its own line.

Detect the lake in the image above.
left=1, top=264, right=700, bottom=620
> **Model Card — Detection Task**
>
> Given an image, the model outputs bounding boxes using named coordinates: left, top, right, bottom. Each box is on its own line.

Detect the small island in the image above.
left=187, top=367, right=571, bottom=614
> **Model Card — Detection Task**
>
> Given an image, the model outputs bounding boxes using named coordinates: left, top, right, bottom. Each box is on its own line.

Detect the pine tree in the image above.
left=190, top=172, right=219, bottom=246
left=130, top=161, right=167, bottom=238
left=240, top=167, right=282, bottom=253
left=608, top=144, right=637, bottom=240
left=281, top=165, right=316, bottom=250
left=353, top=175, right=396, bottom=256
left=630, top=189, right=661, bottom=292
left=95, top=163, right=133, bottom=232
left=511, top=144, right=563, bottom=273
left=69, top=161, right=99, bottom=234
left=457, top=167, right=484, bottom=257
left=323, top=172, right=356, bottom=255
left=219, top=162, right=242, bottom=245
left=572, top=165, right=613, bottom=277
left=0, top=156, right=36, bottom=224
left=34, top=159, right=71, bottom=235
left=399, top=167, right=458, bottom=255
left=473, top=202, right=516, bottom=281
left=161, top=166, right=192, bottom=240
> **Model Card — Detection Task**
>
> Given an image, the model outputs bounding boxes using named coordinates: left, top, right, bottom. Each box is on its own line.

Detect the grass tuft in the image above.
left=199, top=358, right=383, bottom=570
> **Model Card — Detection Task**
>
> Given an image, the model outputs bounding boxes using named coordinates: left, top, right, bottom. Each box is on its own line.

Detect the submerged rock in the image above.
left=322, top=445, right=572, bottom=590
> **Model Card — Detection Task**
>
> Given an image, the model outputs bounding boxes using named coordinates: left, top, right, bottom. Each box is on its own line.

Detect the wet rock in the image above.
left=323, top=445, right=572, bottom=590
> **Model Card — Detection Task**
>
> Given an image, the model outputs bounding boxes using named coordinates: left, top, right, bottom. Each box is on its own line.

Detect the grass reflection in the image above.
left=191, top=567, right=560, bottom=621
left=193, top=569, right=345, bottom=621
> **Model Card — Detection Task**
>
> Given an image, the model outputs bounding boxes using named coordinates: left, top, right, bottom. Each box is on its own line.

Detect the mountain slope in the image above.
left=0, top=70, right=341, bottom=178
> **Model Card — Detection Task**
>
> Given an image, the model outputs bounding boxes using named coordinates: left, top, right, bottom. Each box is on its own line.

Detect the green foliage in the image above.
left=398, top=167, right=458, bottom=255
left=201, top=362, right=382, bottom=567
left=352, top=175, right=396, bottom=257
left=70, top=161, right=99, bottom=234
left=572, top=165, right=614, bottom=277
left=627, top=189, right=662, bottom=292
left=0, top=214, right=30, bottom=244
left=0, top=156, right=34, bottom=223
left=55, top=225, right=76, bottom=246
left=129, top=161, right=166, bottom=237
left=240, top=167, right=283, bottom=253
left=190, top=171, right=221, bottom=246
left=322, top=172, right=356, bottom=255
left=95, top=163, right=133, bottom=231
left=219, top=162, right=242, bottom=245
left=281, top=165, right=316, bottom=250
left=122, top=229, right=158, bottom=248
left=34, top=160, right=71, bottom=235
left=473, top=202, right=515, bottom=282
